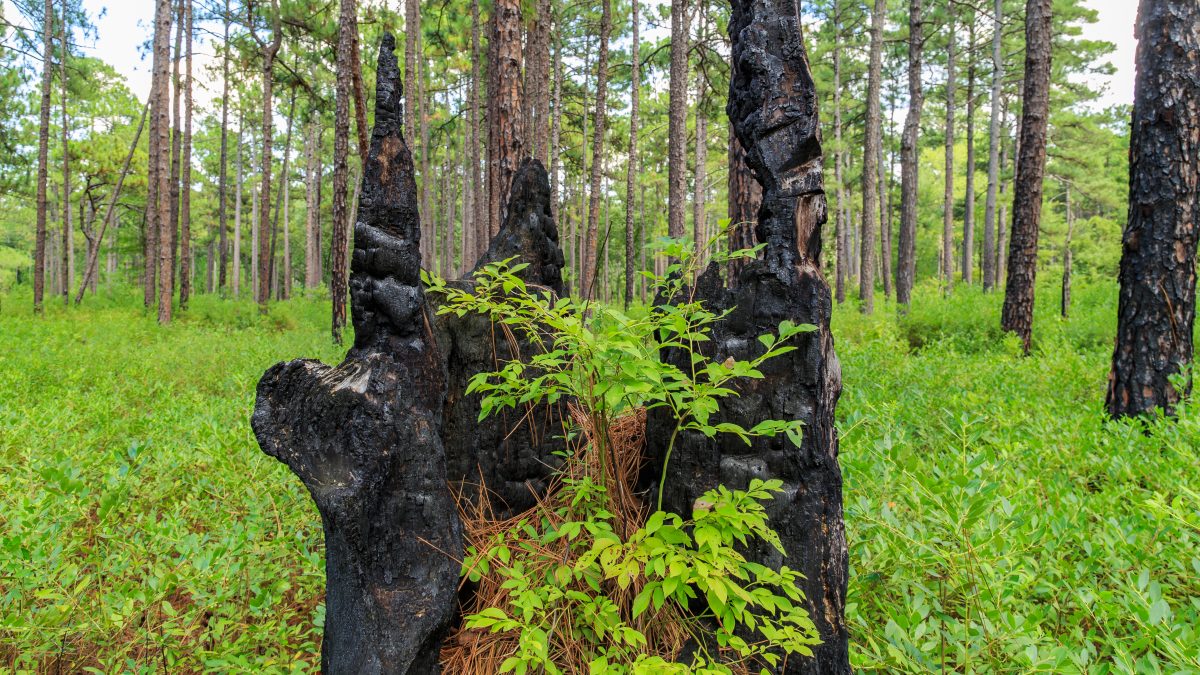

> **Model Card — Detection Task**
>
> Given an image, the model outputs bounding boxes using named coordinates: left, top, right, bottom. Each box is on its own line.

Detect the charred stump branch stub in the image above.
left=435, top=157, right=568, bottom=517
left=252, top=34, right=461, bottom=674
left=643, top=0, right=849, bottom=672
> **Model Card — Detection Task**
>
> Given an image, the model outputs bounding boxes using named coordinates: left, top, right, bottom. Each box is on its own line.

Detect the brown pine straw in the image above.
left=440, top=404, right=749, bottom=674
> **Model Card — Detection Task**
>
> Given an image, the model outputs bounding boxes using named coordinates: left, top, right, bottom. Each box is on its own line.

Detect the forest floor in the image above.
left=1, top=281, right=1198, bottom=673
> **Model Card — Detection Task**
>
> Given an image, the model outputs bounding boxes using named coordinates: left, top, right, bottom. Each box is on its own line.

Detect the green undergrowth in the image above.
left=1, top=279, right=1197, bottom=673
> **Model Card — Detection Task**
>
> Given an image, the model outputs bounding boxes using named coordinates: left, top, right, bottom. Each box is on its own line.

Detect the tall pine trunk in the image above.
left=860, top=0, right=885, bottom=314
left=962, top=19, right=977, bottom=285
left=233, top=110, right=243, bottom=298
left=152, top=0, right=173, bottom=323
left=59, top=2, right=73, bottom=306
left=1106, top=0, right=1200, bottom=417
left=667, top=0, right=689, bottom=243
left=331, top=0, right=355, bottom=343
left=982, top=0, right=1003, bottom=291
left=180, top=0, right=193, bottom=309
left=1000, top=0, right=1052, bottom=353
left=624, top=0, right=640, bottom=309
left=487, top=0, right=523, bottom=243
left=897, top=0, right=923, bottom=307
left=470, top=0, right=485, bottom=264
left=169, top=0, right=183, bottom=292
left=942, top=11, right=956, bottom=290
left=305, top=118, right=322, bottom=288
left=833, top=0, right=846, bottom=303
left=217, top=0, right=230, bottom=291
left=34, top=0, right=53, bottom=312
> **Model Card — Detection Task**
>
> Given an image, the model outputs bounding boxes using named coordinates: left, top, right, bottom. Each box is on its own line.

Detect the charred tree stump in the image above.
left=252, top=36, right=461, bottom=673
left=435, top=157, right=568, bottom=517
left=642, top=0, right=849, bottom=671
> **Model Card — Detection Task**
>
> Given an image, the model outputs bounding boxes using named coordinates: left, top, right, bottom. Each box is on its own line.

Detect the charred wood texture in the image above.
left=435, top=157, right=567, bottom=517
left=643, top=0, right=849, bottom=671
left=1107, top=0, right=1200, bottom=418
left=252, top=35, right=461, bottom=673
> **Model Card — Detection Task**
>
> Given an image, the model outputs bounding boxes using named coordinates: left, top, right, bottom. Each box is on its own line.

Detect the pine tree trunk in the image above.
left=152, top=0, right=173, bottom=323
left=404, top=0, right=417, bottom=143
left=233, top=111, right=243, bottom=298
left=942, top=11, right=956, bottom=291
left=549, top=35, right=562, bottom=222
left=832, top=0, right=846, bottom=303
left=470, top=0, right=485, bottom=264
left=878, top=109, right=891, bottom=299
left=270, top=93, right=297, bottom=300
left=859, top=0, right=884, bottom=314
left=487, top=0, right=524, bottom=244
left=419, top=35, right=432, bottom=271
left=180, top=0, right=193, bottom=310
left=217, top=0, right=230, bottom=291
left=252, top=0, right=282, bottom=311
left=251, top=183, right=259, bottom=299
left=693, top=106, right=708, bottom=262
left=34, top=0, right=54, bottom=313
left=997, top=103, right=1010, bottom=279
left=461, top=105, right=474, bottom=275
left=624, top=0, right=640, bottom=309
left=1000, top=0, right=1052, bottom=353
left=982, top=0, right=1003, bottom=291
left=897, top=0, right=923, bottom=306
left=1061, top=184, right=1073, bottom=319
left=331, top=0, right=355, bottom=343
left=962, top=19, right=977, bottom=285
left=60, top=2, right=73, bottom=306
left=169, top=0, right=183, bottom=292
left=667, top=0, right=690, bottom=242
left=728, top=132, right=761, bottom=286
left=305, top=118, right=321, bottom=288
left=1106, top=0, right=1200, bottom=417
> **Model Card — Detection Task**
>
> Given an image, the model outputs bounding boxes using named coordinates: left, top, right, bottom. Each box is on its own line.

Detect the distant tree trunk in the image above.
left=253, top=0, right=282, bottom=311
left=152, top=0, right=173, bottom=323
left=624, top=0, right=640, bottom=309
left=470, top=0, right=485, bottom=264
left=1060, top=184, right=1073, bottom=318
left=251, top=183, right=259, bottom=298
left=997, top=103, right=1011, bottom=279
left=487, top=0, right=523, bottom=243
left=269, top=93, right=296, bottom=300
left=442, top=147, right=455, bottom=278
left=419, top=38, right=432, bottom=270
left=233, top=110, right=243, bottom=298
left=693, top=107, right=709, bottom=261
left=59, top=2, right=73, bottom=306
left=34, top=0, right=53, bottom=313
left=169, top=0, right=183, bottom=290
left=305, top=118, right=322, bottom=288
left=1107, top=0, right=1200, bottom=418
left=897, top=0, right=921, bottom=306
left=584, top=0, right=611, bottom=302
left=878, top=108, right=891, bottom=299
left=461, top=105, right=474, bottom=275
left=860, top=0, right=884, bottom=314
left=667, top=0, right=690, bottom=242
left=331, top=0, right=355, bottom=343
left=404, top=0, right=417, bottom=142
left=962, top=18, right=977, bottom=285
left=217, top=0, right=231, bottom=291
left=575, top=37, right=591, bottom=295
left=282, top=147, right=292, bottom=300
left=942, top=11, right=956, bottom=291
left=528, top=0, right=552, bottom=163
left=1000, top=0, right=1052, bottom=353
left=832, top=0, right=846, bottom=303
left=982, top=0, right=1003, bottom=291
left=180, top=0, right=193, bottom=310
left=549, top=34, right=562, bottom=221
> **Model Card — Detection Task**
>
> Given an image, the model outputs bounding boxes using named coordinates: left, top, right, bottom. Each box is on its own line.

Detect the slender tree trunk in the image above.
left=59, top=2, right=73, bottom=306
left=982, top=0, right=1003, bottom=291
left=419, top=39, right=432, bottom=270
left=1061, top=184, right=1073, bottom=318
left=728, top=132, right=761, bottom=286
left=1000, top=0, right=1052, bottom=353
left=152, top=0, right=173, bottom=323
left=305, top=118, right=322, bottom=288
left=1107, top=0, right=1200, bottom=417
left=331, top=0, right=355, bottom=343
left=549, top=34, right=562, bottom=221
left=404, top=0, right=417, bottom=142
left=997, top=103, right=1011, bottom=280
left=180, top=0, right=193, bottom=310
left=879, top=104, right=891, bottom=299
left=487, top=0, right=524, bottom=244
left=251, top=183, right=259, bottom=299
left=233, top=110, right=243, bottom=298
left=269, top=93, right=296, bottom=300
left=169, top=0, right=183, bottom=290
left=252, top=0, right=282, bottom=311
left=624, top=0, right=640, bottom=309
left=442, top=146, right=455, bottom=278
left=667, top=0, right=690, bottom=242
left=693, top=107, right=708, bottom=262
left=962, top=19, right=977, bottom=285
left=217, top=0, right=231, bottom=290
left=942, top=11, right=956, bottom=290
left=528, top=0, right=551, bottom=163
left=586, top=7, right=618, bottom=299
left=461, top=103, right=474, bottom=275
left=283, top=147, right=292, bottom=300
left=470, top=0, right=485, bottom=264
left=575, top=37, right=591, bottom=295
left=832, top=0, right=846, bottom=303
left=859, top=0, right=885, bottom=314
left=897, top=0, right=923, bottom=306
left=34, top=0, right=54, bottom=313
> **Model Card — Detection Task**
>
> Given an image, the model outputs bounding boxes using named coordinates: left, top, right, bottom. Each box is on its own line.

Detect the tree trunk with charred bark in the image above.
left=1106, top=0, right=1200, bottom=418
left=487, top=0, right=524, bottom=244
left=860, top=0, right=884, bottom=314
left=728, top=132, right=761, bottom=286
left=897, top=0, right=923, bottom=307
left=331, top=0, right=355, bottom=343
left=667, top=0, right=690, bottom=243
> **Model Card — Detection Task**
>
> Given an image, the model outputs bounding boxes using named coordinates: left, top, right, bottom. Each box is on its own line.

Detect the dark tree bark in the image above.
left=624, top=0, right=640, bottom=308
left=254, top=38, right=460, bottom=673
left=153, top=0, right=173, bottom=324
left=897, top=0, right=924, bottom=308
left=59, top=2, right=73, bottom=306
left=962, top=18, right=977, bottom=285
left=582, top=0, right=611, bottom=300
left=1061, top=184, right=1073, bottom=318
left=331, top=0, right=355, bottom=343
left=645, top=0, right=850, bottom=669
left=217, top=0, right=230, bottom=291
left=667, top=0, right=690, bottom=242
left=404, top=0, right=417, bottom=142
left=832, top=0, right=846, bottom=303
left=942, top=11, right=956, bottom=289
left=693, top=92, right=709, bottom=262
left=470, top=0, right=485, bottom=264
left=180, top=0, right=193, bottom=310
left=169, top=0, right=183, bottom=295
left=1000, top=0, right=1052, bottom=353
left=34, top=0, right=53, bottom=313
left=305, top=117, right=322, bottom=288
left=251, top=0, right=282, bottom=311
left=1107, top=0, right=1200, bottom=418
left=860, top=0, right=884, bottom=314
left=487, top=0, right=524, bottom=244
left=549, top=34, right=562, bottom=222
left=982, top=0, right=1003, bottom=291
left=727, top=131, right=761, bottom=286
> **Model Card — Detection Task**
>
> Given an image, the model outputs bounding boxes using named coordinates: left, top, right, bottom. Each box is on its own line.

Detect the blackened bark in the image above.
left=644, top=0, right=849, bottom=670
left=897, top=0, right=921, bottom=307
left=1000, top=0, right=1052, bottom=353
left=727, top=131, right=761, bottom=286
left=1107, top=0, right=1200, bottom=418
left=253, top=37, right=461, bottom=673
